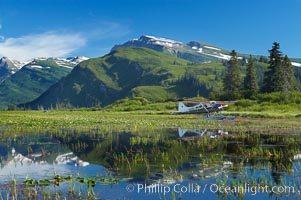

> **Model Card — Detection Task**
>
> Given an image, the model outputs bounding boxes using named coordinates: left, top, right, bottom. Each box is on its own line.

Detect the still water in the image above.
left=0, top=128, right=301, bottom=199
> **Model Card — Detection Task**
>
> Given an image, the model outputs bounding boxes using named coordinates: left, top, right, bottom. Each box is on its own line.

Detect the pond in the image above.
left=1, top=127, right=301, bottom=199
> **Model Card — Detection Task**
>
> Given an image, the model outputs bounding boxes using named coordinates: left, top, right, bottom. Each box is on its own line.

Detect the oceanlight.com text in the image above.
left=125, top=183, right=296, bottom=196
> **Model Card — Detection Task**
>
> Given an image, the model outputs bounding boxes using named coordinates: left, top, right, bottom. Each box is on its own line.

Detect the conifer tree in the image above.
left=223, top=50, right=242, bottom=99
left=263, top=42, right=298, bottom=92
left=244, top=55, right=259, bottom=96
left=282, top=55, right=298, bottom=91
left=263, top=42, right=284, bottom=92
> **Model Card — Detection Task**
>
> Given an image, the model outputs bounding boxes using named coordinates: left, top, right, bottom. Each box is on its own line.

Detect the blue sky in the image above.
left=0, top=0, right=300, bottom=61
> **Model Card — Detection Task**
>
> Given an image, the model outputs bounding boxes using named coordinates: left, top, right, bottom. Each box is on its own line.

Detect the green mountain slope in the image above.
left=0, top=58, right=74, bottom=109
left=22, top=47, right=231, bottom=109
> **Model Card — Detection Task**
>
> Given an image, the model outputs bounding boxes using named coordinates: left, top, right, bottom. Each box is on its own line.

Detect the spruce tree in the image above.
left=244, top=55, right=259, bottom=97
left=263, top=42, right=298, bottom=92
left=263, top=42, right=284, bottom=92
left=282, top=55, right=298, bottom=91
left=223, top=50, right=242, bottom=99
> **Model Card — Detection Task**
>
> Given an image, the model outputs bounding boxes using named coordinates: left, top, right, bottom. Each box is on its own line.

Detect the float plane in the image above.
left=171, top=100, right=236, bottom=120
left=171, top=100, right=229, bottom=114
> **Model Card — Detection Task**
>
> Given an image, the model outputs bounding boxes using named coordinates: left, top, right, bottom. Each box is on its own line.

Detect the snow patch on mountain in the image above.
left=65, top=56, right=89, bottom=64
left=55, top=59, right=66, bottom=64
left=142, top=35, right=182, bottom=44
left=55, top=56, right=90, bottom=68
left=0, top=57, right=24, bottom=70
left=10, top=60, right=23, bottom=69
left=134, top=35, right=183, bottom=48
left=29, top=65, right=43, bottom=69
left=292, top=62, right=301, bottom=67
left=199, top=51, right=242, bottom=60
left=53, top=59, right=75, bottom=69
left=60, top=65, right=73, bottom=69
left=197, top=48, right=203, bottom=53
left=203, top=45, right=221, bottom=51
left=36, top=57, right=47, bottom=61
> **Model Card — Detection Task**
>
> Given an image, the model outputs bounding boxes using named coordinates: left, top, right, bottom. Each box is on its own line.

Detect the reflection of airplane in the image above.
left=171, top=101, right=229, bottom=115
left=178, top=128, right=228, bottom=140
left=178, top=128, right=208, bottom=138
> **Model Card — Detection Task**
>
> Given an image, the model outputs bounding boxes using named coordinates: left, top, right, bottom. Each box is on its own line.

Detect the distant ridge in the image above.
left=0, top=56, right=88, bottom=109
left=112, top=35, right=233, bottom=63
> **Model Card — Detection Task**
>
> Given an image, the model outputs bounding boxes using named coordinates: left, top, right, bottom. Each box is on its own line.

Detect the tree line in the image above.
left=222, top=42, right=299, bottom=100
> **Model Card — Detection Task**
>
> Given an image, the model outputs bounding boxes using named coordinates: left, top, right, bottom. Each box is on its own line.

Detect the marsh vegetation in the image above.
left=1, top=111, right=301, bottom=199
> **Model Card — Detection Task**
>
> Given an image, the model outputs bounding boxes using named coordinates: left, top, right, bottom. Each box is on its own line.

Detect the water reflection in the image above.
left=178, top=128, right=228, bottom=140
left=0, top=128, right=301, bottom=199
left=0, top=134, right=105, bottom=183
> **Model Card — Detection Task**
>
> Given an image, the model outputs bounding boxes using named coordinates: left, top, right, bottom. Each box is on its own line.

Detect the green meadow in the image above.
left=1, top=106, right=300, bottom=135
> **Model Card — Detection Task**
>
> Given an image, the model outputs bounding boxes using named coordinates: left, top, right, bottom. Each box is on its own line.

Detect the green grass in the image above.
left=225, top=92, right=301, bottom=118
left=224, top=110, right=301, bottom=118
left=106, top=97, right=178, bottom=111
left=1, top=108, right=301, bottom=135
left=131, top=86, right=177, bottom=102
left=6, top=92, right=301, bottom=134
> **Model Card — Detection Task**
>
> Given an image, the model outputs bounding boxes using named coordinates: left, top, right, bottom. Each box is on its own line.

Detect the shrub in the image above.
left=236, top=99, right=256, bottom=108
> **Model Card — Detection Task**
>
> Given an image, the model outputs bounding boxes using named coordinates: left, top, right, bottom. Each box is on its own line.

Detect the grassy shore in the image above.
left=0, top=109, right=301, bottom=135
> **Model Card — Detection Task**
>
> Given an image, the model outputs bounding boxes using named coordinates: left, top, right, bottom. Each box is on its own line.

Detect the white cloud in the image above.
left=0, top=32, right=86, bottom=61
left=0, top=21, right=130, bottom=61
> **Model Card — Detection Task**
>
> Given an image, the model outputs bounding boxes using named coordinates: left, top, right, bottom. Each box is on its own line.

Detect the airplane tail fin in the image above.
left=178, top=102, right=188, bottom=112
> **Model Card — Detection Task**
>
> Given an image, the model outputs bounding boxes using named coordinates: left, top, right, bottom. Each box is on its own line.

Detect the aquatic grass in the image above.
left=0, top=175, right=120, bottom=200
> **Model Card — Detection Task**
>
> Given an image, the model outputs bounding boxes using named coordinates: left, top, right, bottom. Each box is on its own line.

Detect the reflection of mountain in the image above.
left=6, top=151, right=90, bottom=167
left=0, top=134, right=90, bottom=166
left=53, top=131, right=134, bottom=167
left=0, top=150, right=105, bottom=185
left=0, top=134, right=93, bottom=183
left=0, top=134, right=68, bottom=162
left=55, top=152, right=89, bottom=166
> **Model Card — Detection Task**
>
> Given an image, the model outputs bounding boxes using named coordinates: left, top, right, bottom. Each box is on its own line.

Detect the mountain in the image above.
left=65, top=56, right=90, bottom=64
left=0, top=57, right=23, bottom=82
left=18, top=36, right=301, bottom=110
left=0, top=57, right=87, bottom=109
left=113, top=35, right=301, bottom=68
left=21, top=47, right=227, bottom=109
left=112, top=35, right=237, bottom=63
